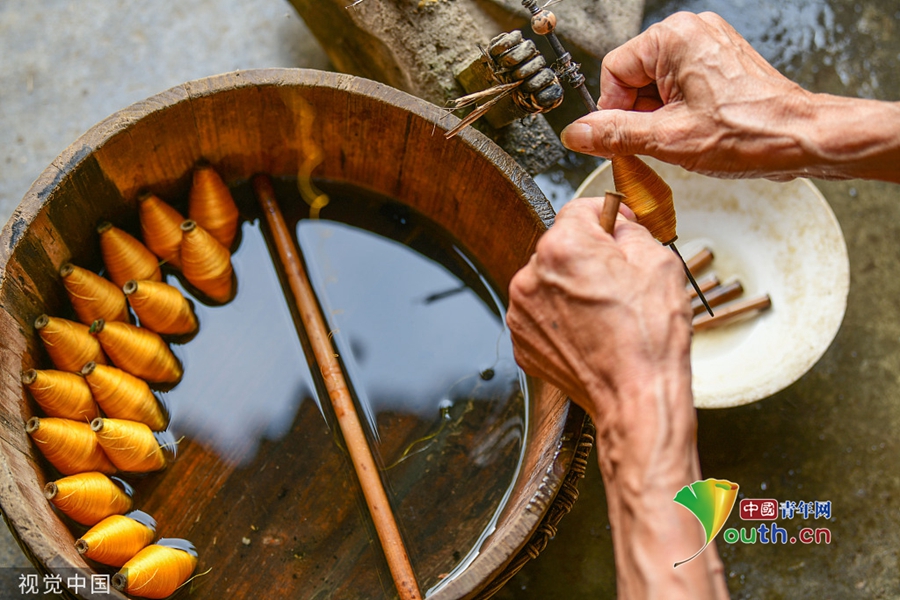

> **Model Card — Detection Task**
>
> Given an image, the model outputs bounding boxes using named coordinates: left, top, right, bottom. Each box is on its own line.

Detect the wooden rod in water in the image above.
left=252, top=174, right=422, bottom=600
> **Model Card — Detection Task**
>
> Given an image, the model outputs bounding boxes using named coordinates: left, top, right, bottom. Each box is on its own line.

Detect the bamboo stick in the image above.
left=692, top=294, right=771, bottom=331
left=252, top=174, right=421, bottom=600
left=687, top=273, right=720, bottom=299
left=691, top=280, right=744, bottom=316
left=686, top=247, right=714, bottom=273
left=600, top=191, right=623, bottom=235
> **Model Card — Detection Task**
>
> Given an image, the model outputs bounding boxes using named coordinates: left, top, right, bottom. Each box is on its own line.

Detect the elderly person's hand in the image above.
left=507, top=197, right=729, bottom=599
left=561, top=11, right=900, bottom=183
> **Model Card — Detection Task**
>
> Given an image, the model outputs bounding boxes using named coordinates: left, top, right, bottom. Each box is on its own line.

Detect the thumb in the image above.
left=560, top=109, right=659, bottom=158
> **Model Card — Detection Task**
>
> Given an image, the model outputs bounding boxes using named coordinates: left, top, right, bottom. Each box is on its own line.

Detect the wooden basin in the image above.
left=0, top=69, right=592, bottom=599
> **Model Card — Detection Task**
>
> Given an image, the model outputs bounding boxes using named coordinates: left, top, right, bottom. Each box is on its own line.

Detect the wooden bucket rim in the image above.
left=0, top=68, right=588, bottom=600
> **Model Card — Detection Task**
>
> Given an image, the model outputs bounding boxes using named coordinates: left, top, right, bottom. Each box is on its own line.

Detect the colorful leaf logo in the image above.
left=673, top=478, right=739, bottom=567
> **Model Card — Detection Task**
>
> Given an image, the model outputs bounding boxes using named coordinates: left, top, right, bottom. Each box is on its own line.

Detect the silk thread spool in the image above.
left=26, top=417, right=116, bottom=475
left=21, top=368, right=99, bottom=422
left=76, top=511, right=157, bottom=566
left=92, top=418, right=167, bottom=473
left=138, top=192, right=185, bottom=269
left=59, top=263, right=130, bottom=324
left=611, top=155, right=715, bottom=316
left=81, top=362, right=168, bottom=431
left=611, top=155, right=678, bottom=244
left=44, top=472, right=133, bottom=526
left=35, top=314, right=108, bottom=372
left=123, top=279, right=199, bottom=337
left=98, top=221, right=162, bottom=287
left=113, top=539, right=198, bottom=599
left=189, top=162, right=240, bottom=249
left=179, top=220, right=235, bottom=304
left=89, top=319, right=183, bottom=385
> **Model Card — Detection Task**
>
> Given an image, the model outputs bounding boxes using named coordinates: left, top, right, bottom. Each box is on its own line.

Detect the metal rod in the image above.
left=253, top=174, right=422, bottom=600
left=669, top=242, right=714, bottom=317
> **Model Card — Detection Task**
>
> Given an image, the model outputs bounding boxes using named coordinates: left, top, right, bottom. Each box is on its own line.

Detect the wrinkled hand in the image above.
left=507, top=198, right=730, bottom=599
left=506, top=196, right=693, bottom=450
left=561, top=11, right=816, bottom=180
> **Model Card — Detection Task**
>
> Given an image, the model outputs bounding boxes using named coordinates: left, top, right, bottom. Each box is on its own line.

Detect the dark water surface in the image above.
left=151, top=180, right=526, bottom=597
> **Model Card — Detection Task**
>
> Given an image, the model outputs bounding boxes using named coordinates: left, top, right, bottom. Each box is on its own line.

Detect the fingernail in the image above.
left=560, top=123, right=594, bottom=152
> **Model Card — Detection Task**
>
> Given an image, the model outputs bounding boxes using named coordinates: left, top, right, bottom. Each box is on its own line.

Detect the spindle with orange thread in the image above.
left=21, top=368, right=99, bottom=422
left=123, top=279, right=199, bottom=338
left=44, top=472, right=134, bottom=526
left=97, top=222, right=163, bottom=287
left=92, top=417, right=168, bottom=472
left=76, top=510, right=157, bottom=566
left=521, top=0, right=713, bottom=315
left=35, top=314, right=108, bottom=372
left=81, top=361, right=169, bottom=431
left=89, top=319, right=183, bottom=385
left=113, top=538, right=198, bottom=599
left=25, top=417, right=116, bottom=475
left=179, top=219, right=236, bottom=304
left=610, top=155, right=713, bottom=315
left=189, top=161, right=240, bottom=250
left=59, top=263, right=130, bottom=324
left=138, top=192, right=185, bottom=269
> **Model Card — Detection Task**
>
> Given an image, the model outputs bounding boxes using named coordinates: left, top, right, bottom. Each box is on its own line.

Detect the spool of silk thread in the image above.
left=89, top=319, right=183, bottom=385
left=59, top=263, right=130, bottom=324
left=92, top=418, right=167, bottom=473
left=76, top=510, right=157, bottom=566
left=189, top=162, right=240, bottom=250
left=123, top=279, right=199, bottom=338
left=81, top=362, right=168, bottom=431
left=97, top=221, right=163, bottom=288
left=34, top=314, right=108, bottom=373
left=44, top=472, right=133, bottom=526
left=113, top=538, right=198, bottom=599
left=179, top=220, right=236, bottom=304
left=21, top=368, right=100, bottom=422
left=611, top=155, right=678, bottom=245
left=138, top=192, right=185, bottom=269
left=26, top=417, right=116, bottom=475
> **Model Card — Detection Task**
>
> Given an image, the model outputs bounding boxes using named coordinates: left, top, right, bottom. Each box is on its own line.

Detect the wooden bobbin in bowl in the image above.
left=0, top=69, right=592, bottom=599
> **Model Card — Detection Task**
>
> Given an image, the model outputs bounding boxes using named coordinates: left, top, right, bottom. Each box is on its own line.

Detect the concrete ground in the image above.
left=2, top=0, right=900, bottom=599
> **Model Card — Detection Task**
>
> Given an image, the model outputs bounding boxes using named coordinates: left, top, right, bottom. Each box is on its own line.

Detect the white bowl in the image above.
left=574, top=157, right=849, bottom=408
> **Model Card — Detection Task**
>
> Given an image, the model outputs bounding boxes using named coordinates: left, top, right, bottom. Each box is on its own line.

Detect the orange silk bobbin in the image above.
left=34, top=314, right=108, bottom=373
left=44, top=471, right=133, bottom=526
left=59, top=263, right=130, bottom=324
left=26, top=417, right=116, bottom=475
left=21, top=368, right=99, bottom=422
left=89, top=319, right=183, bottom=385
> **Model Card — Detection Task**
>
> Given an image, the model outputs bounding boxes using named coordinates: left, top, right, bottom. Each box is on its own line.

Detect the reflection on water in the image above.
left=161, top=219, right=314, bottom=465
left=297, top=220, right=518, bottom=422
left=142, top=179, right=527, bottom=596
